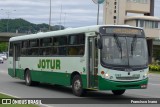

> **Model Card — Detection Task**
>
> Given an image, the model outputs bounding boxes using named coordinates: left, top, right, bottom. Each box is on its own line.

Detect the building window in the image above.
left=127, top=0, right=148, bottom=4
left=137, top=20, right=159, bottom=29
left=140, top=20, right=144, bottom=27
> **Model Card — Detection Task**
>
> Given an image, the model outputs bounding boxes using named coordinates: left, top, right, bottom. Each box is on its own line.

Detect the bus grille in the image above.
left=116, top=76, right=140, bottom=80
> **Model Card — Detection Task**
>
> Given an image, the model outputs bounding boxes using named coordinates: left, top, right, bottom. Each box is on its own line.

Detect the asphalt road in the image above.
left=0, top=60, right=160, bottom=107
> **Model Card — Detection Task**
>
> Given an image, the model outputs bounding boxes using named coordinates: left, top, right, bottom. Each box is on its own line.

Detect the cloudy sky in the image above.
left=0, top=0, right=160, bottom=28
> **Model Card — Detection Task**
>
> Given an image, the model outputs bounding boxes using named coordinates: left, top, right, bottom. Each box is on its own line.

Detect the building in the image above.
left=103, top=0, right=160, bottom=63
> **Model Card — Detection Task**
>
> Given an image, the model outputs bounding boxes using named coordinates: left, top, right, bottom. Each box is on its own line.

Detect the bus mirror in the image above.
left=98, top=38, right=102, bottom=49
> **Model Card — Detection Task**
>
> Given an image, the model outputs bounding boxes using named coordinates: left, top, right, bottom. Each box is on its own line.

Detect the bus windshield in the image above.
left=101, top=35, right=148, bottom=67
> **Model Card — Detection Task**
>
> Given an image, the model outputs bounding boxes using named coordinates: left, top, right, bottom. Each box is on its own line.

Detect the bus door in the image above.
left=88, top=37, right=98, bottom=89
left=13, top=43, right=20, bottom=77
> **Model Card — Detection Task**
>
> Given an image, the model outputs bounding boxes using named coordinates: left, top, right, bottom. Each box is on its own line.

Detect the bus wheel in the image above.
left=25, top=70, right=33, bottom=86
left=72, top=75, right=84, bottom=96
left=25, top=70, right=39, bottom=86
left=112, top=90, right=125, bottom=95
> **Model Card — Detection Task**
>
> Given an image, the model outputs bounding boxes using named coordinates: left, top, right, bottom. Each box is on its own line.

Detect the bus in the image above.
left=8, top=25, right=149, bottom=96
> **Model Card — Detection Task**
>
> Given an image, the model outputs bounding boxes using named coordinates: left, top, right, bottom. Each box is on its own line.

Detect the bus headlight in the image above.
left=144, top=72, right=149, bottom=77
left=143, top=72, right=149, bottom=79
left=105, top=73, right=109, bottom=78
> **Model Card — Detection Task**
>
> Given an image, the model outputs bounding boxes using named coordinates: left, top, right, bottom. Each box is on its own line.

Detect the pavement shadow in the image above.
left=14, top=81, right=139, bottom=98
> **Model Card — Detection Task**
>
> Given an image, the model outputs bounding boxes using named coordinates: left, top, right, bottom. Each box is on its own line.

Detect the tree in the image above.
left=0, top=42, right=8, bottom=52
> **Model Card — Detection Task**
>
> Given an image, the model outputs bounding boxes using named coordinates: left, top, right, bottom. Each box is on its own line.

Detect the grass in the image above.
left=149, top=71, right=160, bottom=74
left=0, top=93, right=39, bottom=107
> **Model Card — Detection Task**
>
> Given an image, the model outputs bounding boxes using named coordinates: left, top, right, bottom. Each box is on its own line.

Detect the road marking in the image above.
left=149, top=83, right=160, bottom=86
left=0, top=70, right=7, bottom=75
left=149, top=74, right=160, bottom=78
left=127, top=92, right=160, bottom=98
left=0, top=92, right=54, bottom=107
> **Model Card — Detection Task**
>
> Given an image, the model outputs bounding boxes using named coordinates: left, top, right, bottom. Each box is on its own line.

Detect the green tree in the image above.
left=0, top=42, right=8, bottom=52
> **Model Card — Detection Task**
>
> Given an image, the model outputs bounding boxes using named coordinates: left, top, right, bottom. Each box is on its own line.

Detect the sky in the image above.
left=0, top=0, right=160, bottom=28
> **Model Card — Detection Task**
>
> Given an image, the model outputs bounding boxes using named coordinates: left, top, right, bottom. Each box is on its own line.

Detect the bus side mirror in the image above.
left=98, top=38, right=102, bottom=49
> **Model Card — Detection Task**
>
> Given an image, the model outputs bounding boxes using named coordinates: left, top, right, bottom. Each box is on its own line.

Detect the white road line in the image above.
left=0, top=92, right=54, bottom=107
left=149, top=74, right=160, bottom=78
left=0, top=70, right=7, bottom=74
left=149, top=83, right=160, bottom=86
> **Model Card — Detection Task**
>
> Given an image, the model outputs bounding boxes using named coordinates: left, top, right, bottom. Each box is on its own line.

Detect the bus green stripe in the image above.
left=8, top=68, right=148, bottom=90
left=8, top=68, right=87, bottom=88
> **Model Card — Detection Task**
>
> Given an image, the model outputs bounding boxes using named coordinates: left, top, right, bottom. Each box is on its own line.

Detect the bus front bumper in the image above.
left=98, top=77, right=148, bottom=90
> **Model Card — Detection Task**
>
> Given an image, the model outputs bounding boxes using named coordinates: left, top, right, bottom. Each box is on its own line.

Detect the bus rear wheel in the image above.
left=25, top=70, right=39, bottom=86
left=72, top=75, right=84, bottom=96
left=112, top=90, right=125, bottom=95
left=25, top=70, right=33, bottom=86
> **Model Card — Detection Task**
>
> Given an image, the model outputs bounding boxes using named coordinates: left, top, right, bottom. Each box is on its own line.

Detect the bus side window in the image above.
left=41, top=38, right=52, bottom=47
left=78, top=46, right=84, bottom=55
left=68, top=34, right=85, bottom=56
left=9, top=42, right=13, bottom=57
left=21, top=41, right=28, bottom=56
left=68, top=47, right=78, bottom=55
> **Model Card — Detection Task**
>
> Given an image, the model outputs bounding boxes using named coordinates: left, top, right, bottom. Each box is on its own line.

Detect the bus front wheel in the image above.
left=72, top=75, right=84, bottom=96
left=112, top=90, right=125, bottom=95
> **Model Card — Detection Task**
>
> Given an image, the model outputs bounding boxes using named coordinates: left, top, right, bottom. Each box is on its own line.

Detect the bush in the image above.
left=149, top=64, right=160, bottom=71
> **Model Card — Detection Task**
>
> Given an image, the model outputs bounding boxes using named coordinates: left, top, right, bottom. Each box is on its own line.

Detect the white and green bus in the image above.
left=8, top=25, right=149, bottom=96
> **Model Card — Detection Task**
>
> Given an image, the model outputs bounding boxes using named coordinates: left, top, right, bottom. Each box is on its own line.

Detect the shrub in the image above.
left=149, top=64, right=160, bottom=71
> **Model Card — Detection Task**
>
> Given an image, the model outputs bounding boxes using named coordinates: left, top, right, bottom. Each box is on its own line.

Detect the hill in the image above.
left=0, top=18, right=65, bottom=33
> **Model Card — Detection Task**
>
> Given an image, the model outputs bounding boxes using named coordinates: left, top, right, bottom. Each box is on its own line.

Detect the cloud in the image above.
left=0, top=0, right=159, bottom=27
left=0, top=0, right=102, bottom=27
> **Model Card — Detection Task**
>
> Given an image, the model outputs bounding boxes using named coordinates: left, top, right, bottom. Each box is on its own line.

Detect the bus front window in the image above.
left=101, top=35, right=148, bottom=67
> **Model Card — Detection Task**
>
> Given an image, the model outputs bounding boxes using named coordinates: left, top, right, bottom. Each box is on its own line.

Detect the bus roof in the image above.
left=9, top=25, right=142, bottom=42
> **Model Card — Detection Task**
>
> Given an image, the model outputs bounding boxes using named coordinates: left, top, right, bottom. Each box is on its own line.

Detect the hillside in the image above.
left=0, top=18, right=65, bottom=33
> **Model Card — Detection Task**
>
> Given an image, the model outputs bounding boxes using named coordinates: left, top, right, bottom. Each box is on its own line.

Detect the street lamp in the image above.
left=92, top=0, right=105, bottom=25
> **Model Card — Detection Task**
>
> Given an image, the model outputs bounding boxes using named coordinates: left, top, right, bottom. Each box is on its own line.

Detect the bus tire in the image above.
left=112, top=90, right=125, bottom=95
left=25, top=70, right=39, bottom=86
left=72, top=75, right=84, bottom=96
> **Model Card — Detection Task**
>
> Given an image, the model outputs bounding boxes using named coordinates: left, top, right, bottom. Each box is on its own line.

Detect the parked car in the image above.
left=0, top=54, right=7, bottom=60
left=0, top=57, right=3, bottom=64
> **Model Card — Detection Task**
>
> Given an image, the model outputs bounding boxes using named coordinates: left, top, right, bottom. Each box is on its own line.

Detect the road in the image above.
left=0, top=60, right=160, bottom=107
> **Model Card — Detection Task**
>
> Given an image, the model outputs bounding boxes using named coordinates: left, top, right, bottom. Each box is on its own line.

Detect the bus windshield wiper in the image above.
left=131, top=35, right=137, bottom=55
left=113, top=34, right=122, bottom=58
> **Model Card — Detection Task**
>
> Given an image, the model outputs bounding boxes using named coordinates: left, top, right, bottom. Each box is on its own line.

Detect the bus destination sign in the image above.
left=100, top=27, right=143, bottom=35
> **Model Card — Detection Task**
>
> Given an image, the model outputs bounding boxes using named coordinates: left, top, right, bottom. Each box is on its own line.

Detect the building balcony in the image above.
left=125, top=16, right=160, bottom=38
left=144, top=28, right=160, bottom=38
left=126, top=2, right=150, bottom=13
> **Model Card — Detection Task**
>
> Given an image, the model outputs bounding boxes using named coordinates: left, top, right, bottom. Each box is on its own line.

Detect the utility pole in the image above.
left=97, top=4, right=100, bottom=25
left=1, top=9, right=16, bottom=32
left=49, top=0, right=52, bottom=31
left=59, top=4, right=62, bottom=30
